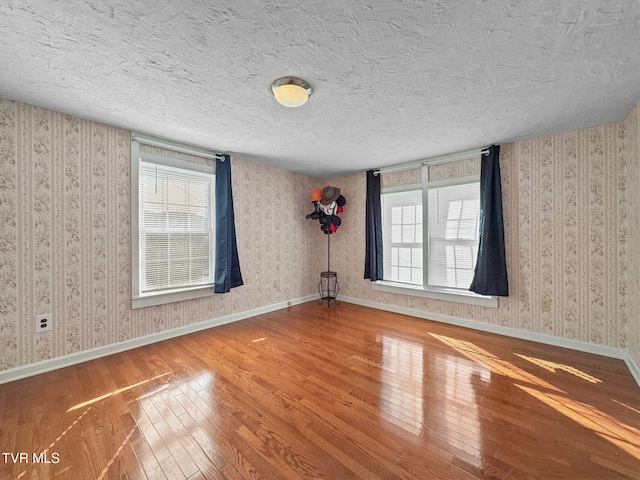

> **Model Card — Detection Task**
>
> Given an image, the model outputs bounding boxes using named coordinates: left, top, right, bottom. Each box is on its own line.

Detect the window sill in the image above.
left=132, top=285, right=216, bottom=309
left=372, top=281, right=498, bottom=308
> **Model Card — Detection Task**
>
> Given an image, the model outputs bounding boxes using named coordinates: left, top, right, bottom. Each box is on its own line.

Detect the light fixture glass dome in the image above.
left=271, top=77, right=312, bottom=107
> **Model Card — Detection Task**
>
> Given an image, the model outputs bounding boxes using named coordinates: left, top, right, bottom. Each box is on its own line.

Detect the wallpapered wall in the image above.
left=626, top=101, right=640, bottom=368
left=1, top=94, right=638, bottom=373
left=0, top=97, right=323, bottom=371
left=329, top=115, right=634, bottom=351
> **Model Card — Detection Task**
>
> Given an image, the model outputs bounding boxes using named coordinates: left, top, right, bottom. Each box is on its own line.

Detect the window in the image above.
left=378, top=166, right=495, bottom=307
left=131, top=134, right=216, bottom=308
left=382, top=190, right=423, bottom=286
left=427, top=182, right=479, bottom=289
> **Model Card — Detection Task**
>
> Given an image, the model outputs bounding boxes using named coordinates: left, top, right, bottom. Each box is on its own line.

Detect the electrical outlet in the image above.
left=287, top=301, right=292, bottom=307
left=35, top=314, right=52, bottom=333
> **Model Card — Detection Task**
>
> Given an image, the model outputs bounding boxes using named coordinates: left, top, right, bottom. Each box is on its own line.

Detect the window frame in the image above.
left=426, top=176, right=481, bottom=290
left=382, top=188, right=424, bottom=286
left=131, top=133, right=217, bottom=309
left=375, top=166, right=497, bottom=308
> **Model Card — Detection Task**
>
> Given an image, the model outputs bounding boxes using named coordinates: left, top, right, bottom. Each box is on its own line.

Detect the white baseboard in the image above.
left=0, top=294, right=318, bottom=385
left=339, top=295, right=629, bottom=361
left=625, top=352, right=640, bottom=387
left=4, top=293, right=639, bottom=390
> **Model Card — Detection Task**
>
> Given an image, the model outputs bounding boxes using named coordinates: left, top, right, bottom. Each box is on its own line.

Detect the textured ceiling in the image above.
left=1, top=1, right=640, bottom=178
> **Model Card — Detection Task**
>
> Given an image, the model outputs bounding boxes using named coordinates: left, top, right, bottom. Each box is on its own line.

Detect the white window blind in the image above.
left=376, top=162, right=496, bottom=307
left=139, top=161, right=214, bottom=293
left=427, top=182, right=480, bottom=289
left=381, top=179, right=480, bottom=290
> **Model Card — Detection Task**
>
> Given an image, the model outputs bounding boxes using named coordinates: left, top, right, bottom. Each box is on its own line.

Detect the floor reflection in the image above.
left=377, top=334, right=424, bottom=435
left=612, top=399, right=640, bottom=415
left=66, top=372, right=172, bottom=412
left=429, top=333, right=564, bottom=392
left=430, top=332, right=640, bottom=467
left=514, top=353, right=602, bottom=384
left=130, top=371, right=221, bottom=479
left=435, top=353, right=489, bottom=458
left=517, top=384, right=640, bottom=460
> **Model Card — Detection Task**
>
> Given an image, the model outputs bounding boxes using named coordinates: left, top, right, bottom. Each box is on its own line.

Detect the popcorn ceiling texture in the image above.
left=1, top=1, right=640, bottom=178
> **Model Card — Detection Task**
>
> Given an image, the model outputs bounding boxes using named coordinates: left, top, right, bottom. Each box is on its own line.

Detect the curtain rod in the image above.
left=373, top=147, right=489, bottom=176
left=132, top=135, right=227, bottom=161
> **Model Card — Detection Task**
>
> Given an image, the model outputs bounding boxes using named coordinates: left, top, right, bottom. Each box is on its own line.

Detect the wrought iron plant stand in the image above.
left=318, top=234, right=339, bottom=305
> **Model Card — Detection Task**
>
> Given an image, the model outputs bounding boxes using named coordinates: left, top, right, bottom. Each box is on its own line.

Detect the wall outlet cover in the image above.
left=36, top=314, right=52, bottom=333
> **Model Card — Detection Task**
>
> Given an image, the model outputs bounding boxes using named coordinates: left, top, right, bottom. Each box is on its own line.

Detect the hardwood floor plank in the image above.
left=1, top=301, right=639, bottom=479
left=186, top=382, right=288, bottom=479
left=128, top=429, right=168, bottom=480
left=151, top=416, right=200, bottom=479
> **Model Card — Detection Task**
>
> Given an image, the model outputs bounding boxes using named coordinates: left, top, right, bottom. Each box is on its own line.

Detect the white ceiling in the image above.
left=2, top=1, right=639, bottom=178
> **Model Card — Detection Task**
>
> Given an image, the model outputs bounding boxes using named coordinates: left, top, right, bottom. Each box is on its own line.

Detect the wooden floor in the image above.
left=1, top=302, right=639, bottom=479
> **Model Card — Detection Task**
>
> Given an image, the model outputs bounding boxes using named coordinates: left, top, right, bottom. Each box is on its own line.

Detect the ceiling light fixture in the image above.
left=271, top=77, right=313, bottom=107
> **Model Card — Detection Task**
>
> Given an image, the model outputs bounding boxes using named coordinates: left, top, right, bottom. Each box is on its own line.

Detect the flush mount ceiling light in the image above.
left=271, top=77, right=313, bottom=107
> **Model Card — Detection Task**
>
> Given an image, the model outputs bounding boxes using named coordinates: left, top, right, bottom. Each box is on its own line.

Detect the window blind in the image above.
left=139, top=160, right=214, bottom=293
left=427, top=182, right=480, bottom=289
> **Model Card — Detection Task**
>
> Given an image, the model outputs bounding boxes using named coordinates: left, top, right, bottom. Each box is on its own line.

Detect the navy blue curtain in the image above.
left=364, top=170, right=383, bottom=280
left=214, top=155, right=243, bottom=293
left=470, top=145, right=509, bottom=296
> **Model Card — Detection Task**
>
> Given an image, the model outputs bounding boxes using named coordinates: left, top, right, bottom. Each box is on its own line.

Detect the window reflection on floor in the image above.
left=377, top=334, right=424, bottom=435
left=435, top=353, right=489, bottom=458
left=132, top=371, right=220, bottom=479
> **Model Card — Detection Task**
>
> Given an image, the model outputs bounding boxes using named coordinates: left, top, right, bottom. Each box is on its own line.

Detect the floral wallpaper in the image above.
left=1, top=94, right=638, bottom=374
left=380, top=167, right=421, bottom=188
left=329, top=115, right=636, bottom=351
left=625, top=101, right=640, bottom=368
left=0, top=97, right=323, bottom=371
left=378, top=156, right=480, bottom=190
